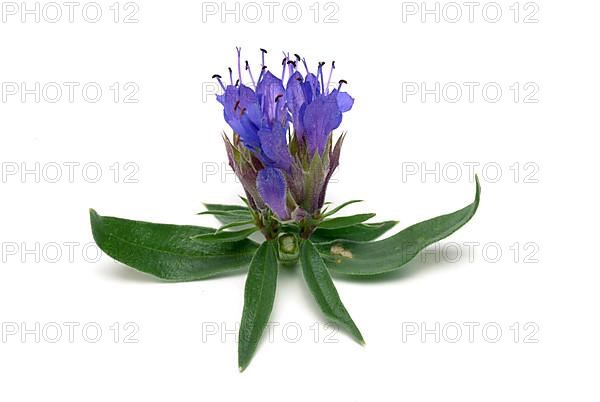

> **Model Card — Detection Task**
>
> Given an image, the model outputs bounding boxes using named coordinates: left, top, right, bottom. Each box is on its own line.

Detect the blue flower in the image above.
left=215, top=49, right=353, bottom=222
left=285, top=61, right=354, bottom=155
left=215, top=48, right=292, bottom=172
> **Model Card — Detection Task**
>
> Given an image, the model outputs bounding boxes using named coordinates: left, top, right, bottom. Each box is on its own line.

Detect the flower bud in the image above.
left=277, top=233, right=300, bottom=262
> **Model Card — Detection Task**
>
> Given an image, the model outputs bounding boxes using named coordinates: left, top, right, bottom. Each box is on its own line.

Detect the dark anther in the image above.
left=294, top=53, right=301, bottom=61
left=212, top=74, right=222, bottom=79
left=260, top=48, right=268, bottom=54
left=281, top=57, right=287, bottom=65
left=240, top=107, right=247, bottom=115
left=262, top=65, right=268, bottom=70
left=234, top=100, right=240, bottom=111
left=287, top=60, right=297, bottom=67
left=275, top=94, right=283, bottom=102
left=332, top=61, right=336, bottom=68
left=318, top=61, right=325, bottom=67
left=296, top=76, right=303, bottom=81
left=235, top=79, right=240, bottom=86
left=339, top=79, right=348, bottom=84
left=245, top=60, right=249, bottom=70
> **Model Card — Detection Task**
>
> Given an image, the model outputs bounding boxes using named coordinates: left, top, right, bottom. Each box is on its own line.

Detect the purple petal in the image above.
left=303, top=73, right=320, bottom=103
left=257, top=124, right=293, bottom=171
left=238, top=114, right=261, bottom=150
left=223, top=85, right=261, bottom=124
left=256, top=167, right=290, bottom=220
left=256, top=71, right=286, bottom=123
left=302, top=94, right=342, bottom=155
left=221, top=85, right=262, bottom=149
left=286, top=72, right=307, bottom=136
left=334, top=90, right=354, bottom=112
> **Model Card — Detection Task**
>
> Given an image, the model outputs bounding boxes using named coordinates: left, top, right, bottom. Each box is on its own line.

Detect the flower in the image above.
left=215, top=48, right=353, bottom=237
left=285, top=61, right=354, bottom=155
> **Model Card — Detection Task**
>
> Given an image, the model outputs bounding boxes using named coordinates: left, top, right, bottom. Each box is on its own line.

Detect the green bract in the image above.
left=89, top=176, right=480, bottom=371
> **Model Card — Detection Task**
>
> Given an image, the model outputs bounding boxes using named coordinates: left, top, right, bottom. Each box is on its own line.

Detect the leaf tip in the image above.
left=472, top=174, right=481, bottom=212
left=89, top=208, right=100, bottom=222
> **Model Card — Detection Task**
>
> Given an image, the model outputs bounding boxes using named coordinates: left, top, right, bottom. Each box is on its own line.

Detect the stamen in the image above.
left=287, top=52, right=294, bottom=76
left=228, top=67, right=233, bottom=85
left=235, top=47, right=242, bottom=87
left=260, top=48, right=267, bottom=68
left=294, top=53, right=301, bottom=61
left=234, top=100, right=240, bottom=111
left=281, top=56, right=287, bottom=81
left=326, top=61, right=335, bottom=94
left=318, top=62, right=325, bottom=94
left=338, top=79, right=347, bottom=91
left=302, top=58, right=310, bottom=74
left=275, top=94, right=283, bottom=102
left=257, top=65, right=267, bottom=84
left=212, top=74, right=225, bottom=90
left=245, top=60, right=256, bottom=88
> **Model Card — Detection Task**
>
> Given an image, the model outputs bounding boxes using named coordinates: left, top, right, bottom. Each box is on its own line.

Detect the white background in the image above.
left=1, top=0, right=599, bottom=400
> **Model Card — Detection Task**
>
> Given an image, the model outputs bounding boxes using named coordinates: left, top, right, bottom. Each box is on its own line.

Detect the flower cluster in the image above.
left=214, top=48, right=354, bottom=238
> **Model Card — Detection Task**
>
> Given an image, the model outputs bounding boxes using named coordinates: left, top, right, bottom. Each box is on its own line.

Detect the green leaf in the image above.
left=318, top=213, right=376, bottom=230
left=191, top=227, right=259, bottom=243
left=311, top=221, right=399, bottom=243
left=279, top=223, right=301, bottom=234
left=198, top=208, right=252, bottom=226
left=216, top=220, right=255, bottom=233
left=89, top=209, right=258, bottom=281
left=238, top=241, right=278, bottom=372
left=197, top=210, right=245, bottom=217
left=203, top=203, right=249, bottom=212
left=299, top=240, right=364, bottom=344
left=202, top=203, right=252, bottom=226
left=322, top=199, right=363, bottom=217
left=316, top=177, right=481, bottom=276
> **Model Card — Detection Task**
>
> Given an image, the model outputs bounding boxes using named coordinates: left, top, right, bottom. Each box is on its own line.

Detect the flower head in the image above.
left=215, top=48, right=353, bottom=238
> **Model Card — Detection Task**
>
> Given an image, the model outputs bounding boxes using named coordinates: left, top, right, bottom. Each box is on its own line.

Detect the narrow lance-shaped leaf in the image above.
left=322, top=199, right=363, bottom=218
left=311, top=221, right=399, bottom=243
left=318, top=213, right=376, bottom=230
left=89, top=209, right=258, bottom=281
left=198, top=208, right=252, bottom=226
left=203, top=203, right=250, bottom=212
left=191, top=227, right=259, bottom=243
left=238, top=241, right=278, bottom=372
left=216, top=220, right=255, bottom=233
left=299, top=240, right=364, bottom=344
left=316, top=176, right=481, bottom=276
